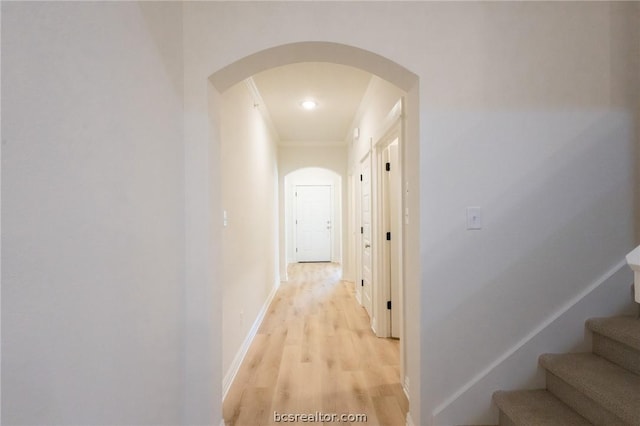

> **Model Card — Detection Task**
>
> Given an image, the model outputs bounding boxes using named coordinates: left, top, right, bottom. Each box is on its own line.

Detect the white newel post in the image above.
left=625, top=245, right=640, bottom=303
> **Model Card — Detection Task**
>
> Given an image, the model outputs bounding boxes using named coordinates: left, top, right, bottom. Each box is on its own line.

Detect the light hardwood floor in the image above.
left=223, top=262, right=408, bottom=426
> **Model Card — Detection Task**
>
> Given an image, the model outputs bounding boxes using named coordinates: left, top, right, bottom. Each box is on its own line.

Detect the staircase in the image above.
left=493, top=312, right=640, bottom=425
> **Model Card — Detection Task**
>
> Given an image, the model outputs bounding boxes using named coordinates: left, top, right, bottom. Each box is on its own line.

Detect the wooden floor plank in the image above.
left=223, top=263, right=407, bottom=426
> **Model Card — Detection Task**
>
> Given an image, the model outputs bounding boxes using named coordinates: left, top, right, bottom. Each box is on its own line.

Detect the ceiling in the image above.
left=251, top=62, right=373, bottom=145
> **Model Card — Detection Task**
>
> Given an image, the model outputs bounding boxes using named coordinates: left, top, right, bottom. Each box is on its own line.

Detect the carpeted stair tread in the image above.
left=539, top=352, right=640, bottom=424
left=493, top=389, right=592, bottom=425
left=586, top=316, right=640, bottom=351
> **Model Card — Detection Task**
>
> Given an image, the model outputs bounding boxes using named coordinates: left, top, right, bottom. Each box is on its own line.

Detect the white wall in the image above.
left=278, top=146, right=347, bottom=278
left=2, top=3, right=185, bottom=424
left=220, top=81, right=279, bottom=379
left=4, top=3, right=635, bottom=425
left=434, top=263, right=636, bottom=424
left=348, top=77, right=405, bottom=170
left=420, top=4, right=639, bottom=424
left=184, top=2, right=639, bottom=425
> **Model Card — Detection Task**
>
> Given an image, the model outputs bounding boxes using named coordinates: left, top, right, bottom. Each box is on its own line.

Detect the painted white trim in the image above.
left=432, top=258, right=628, bottom=417
left=219, top=419, right=225, bottom=426
left=405, top=412, right=415, bottom=426
left=625, top=245, right=640, bottom=303
left=222, top=279, right=280, bottom=401
left=372, top=114, right=403, bottom=340
left=403, top=375, right=410, bottom=401
left=358, top=151, right=374, bottom=321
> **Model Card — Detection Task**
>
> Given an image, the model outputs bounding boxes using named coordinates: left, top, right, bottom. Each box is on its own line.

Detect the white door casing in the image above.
left=387, top=140, right=401, bottom=338
left=360, top=154, right=373, bottom=319
left=295, top=185, right=332, bottom=262
left=372, top=99, right=404, bottom=343
left=353, top=173, right=363, bottom=305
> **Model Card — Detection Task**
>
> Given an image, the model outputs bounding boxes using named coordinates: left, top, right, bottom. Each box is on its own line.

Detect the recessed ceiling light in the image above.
left=301, top=100, right=318, bottom=110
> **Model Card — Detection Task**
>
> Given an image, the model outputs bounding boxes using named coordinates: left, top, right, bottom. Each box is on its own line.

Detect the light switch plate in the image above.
left=467, top=207, right=482, bottom=230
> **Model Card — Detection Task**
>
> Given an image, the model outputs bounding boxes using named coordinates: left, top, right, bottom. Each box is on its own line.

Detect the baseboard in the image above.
left=222, top=279, right=279, bottom=400
left=405, top=411, right=415, bottom=426
left=433, top=258, right=633, bottom=425
left=403, top=376, right=411, bottom=402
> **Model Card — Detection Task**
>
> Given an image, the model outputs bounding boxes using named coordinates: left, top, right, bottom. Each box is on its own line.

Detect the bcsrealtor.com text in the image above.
left=273, top=411, right=368, bottom=423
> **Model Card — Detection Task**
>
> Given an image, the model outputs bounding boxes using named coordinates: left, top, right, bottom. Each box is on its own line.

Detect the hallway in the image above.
left=223, top=263, right=408, bottom=425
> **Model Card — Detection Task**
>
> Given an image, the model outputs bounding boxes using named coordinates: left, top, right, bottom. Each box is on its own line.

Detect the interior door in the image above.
left=388, top=140, right=401, bottom=338
left=295, top=185, right=331, bottom=262
left=361, top=155, right=373, bottom=318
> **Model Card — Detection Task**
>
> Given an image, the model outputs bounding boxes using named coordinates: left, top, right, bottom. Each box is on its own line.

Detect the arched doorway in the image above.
left=186, top=41, right=421, bottom=425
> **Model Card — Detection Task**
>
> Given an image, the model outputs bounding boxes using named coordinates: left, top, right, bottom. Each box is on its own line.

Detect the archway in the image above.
left=209, top=42, right=418, bottom=94
left=198, top=41, right=421, bottom=425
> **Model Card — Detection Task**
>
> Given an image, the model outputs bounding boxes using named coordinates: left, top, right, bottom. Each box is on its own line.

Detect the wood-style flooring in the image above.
left=223, top=262, right=408, bottom=425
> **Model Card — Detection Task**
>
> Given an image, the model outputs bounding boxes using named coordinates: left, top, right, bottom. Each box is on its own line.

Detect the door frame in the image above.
left=359, top=151, right=374, bottom=321
left=371, top=99, right=405, bottom=378
left=351, top=172, right=362, bottom=305
left=284, top=168, right=342, bottom=268
left=378, top=136, right=402, bottom=338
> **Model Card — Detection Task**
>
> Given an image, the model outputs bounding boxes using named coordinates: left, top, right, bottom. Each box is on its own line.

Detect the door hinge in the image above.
left=387, top=300, right=392, bottom=310
left=386, top=231, right=391, bottom=241
left=361, top=226, right=364, bottom=234
left=361, top=279, right=364, bottom=287
left=360, top=174, right=363, bottom=181
left=385, top=162, right=391, bottom=172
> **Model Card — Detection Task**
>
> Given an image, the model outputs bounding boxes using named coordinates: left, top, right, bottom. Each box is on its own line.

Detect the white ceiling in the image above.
left=251, top=62, right=373, bottom=145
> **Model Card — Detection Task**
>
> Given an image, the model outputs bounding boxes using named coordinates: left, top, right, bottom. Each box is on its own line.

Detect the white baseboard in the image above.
left=403, top=376, right=410, bottom=402
left=222, top=280, right=279, bottom=400
left=405, top=411, right=415, bottom=426
left=433, top=258, right=634, bottom=424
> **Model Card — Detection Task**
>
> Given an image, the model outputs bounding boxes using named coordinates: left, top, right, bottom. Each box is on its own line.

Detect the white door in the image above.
left=360, top=155, right=373, bottom=318
left=295, top=185, right=331, bottom=262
